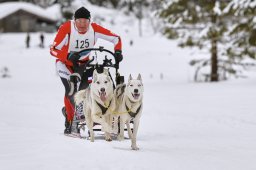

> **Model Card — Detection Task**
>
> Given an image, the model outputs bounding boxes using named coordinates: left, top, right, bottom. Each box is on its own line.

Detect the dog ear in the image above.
left=128, top=74, right=132, bottom=82
left=137, top=74, right=142, bottom=81
left=93, top=69, right=98, bottom=82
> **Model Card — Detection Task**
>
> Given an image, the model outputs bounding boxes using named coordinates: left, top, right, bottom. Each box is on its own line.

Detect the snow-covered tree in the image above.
left=224, top=0, right=256, bottom=60
left=87, top=0, right=120, bottom=8
left=0, top=0, right=57, bottom=8
left=32, top=0, right=57, bottom=8
left=59, top=0, right=74, bottom=22
left=123, top=0, right=164, bottom=36
left=160, top=0, right=255, bottom=82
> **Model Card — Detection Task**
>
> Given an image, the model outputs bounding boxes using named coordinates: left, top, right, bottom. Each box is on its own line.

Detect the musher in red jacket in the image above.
left=50, top=7, right=123, bottom=135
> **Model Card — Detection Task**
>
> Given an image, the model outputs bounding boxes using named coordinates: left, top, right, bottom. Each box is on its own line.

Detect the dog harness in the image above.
left=95, top=100, right=112, bottom=115
left=125, top=103, right=142, bottom=118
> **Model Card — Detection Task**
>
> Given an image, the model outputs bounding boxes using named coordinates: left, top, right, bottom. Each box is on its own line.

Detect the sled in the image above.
left=67, top=46, right=132, bottom=134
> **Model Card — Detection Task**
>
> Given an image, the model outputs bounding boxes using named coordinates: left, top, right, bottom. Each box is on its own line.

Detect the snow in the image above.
left=224, top=0, right=256, bottom=14
left=0, top=2, right=59, bottom=21
left=199, top=25, right=210, bottom=38
left=45, top=4, right=62, bottom=20
left=1, top=4, right=256, bottom=170
left=213, top=1, right=222, bottom=16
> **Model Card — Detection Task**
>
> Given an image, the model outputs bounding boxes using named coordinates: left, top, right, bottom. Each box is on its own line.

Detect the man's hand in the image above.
left=114, top=50, right=123, bottom=62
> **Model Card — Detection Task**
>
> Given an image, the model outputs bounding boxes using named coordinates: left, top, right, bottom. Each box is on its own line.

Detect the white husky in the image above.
left=75, top=68, right=115, bottom=142
left=114, top=74, right=144, bottom=150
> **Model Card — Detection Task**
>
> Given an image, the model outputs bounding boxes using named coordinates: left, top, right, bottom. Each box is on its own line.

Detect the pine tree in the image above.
left=160, top=0, right=255, bottom=82
left=88, top=0, right=120, bottom=8
left=224, top=0, right=256, bottom=60
left=59, top=0, right=74, bottom=22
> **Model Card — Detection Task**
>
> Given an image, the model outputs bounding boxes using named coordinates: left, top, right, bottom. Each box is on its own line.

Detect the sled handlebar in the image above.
left=74, top=46, right=120, bottom=69
left=69, top=47, right=124, bottom=87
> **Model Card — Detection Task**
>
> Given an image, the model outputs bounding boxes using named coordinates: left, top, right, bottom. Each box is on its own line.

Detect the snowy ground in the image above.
left=0, top=29, right=256, bottom=170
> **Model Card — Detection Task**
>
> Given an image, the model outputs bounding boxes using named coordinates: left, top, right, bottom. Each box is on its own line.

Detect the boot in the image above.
left=62, top=107, right=72, bottom=134
left=71, top=122, right=80, bottom=134
left=64, top=120, right=80, bottom=135
left=62, top=107, right=80, bottom=135
left=64, top=120, right=72, bottom=134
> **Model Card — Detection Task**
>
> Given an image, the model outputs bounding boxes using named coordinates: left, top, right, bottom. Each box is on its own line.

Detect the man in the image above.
left=26, top=32, right=30, bottom=48
left=40, top=33, right=44, bottom=48
left=50, top=7, right=123, bottom=135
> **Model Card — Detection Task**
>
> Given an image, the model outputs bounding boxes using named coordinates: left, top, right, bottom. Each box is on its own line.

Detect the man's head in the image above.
left=74, top=7, right=91, bottom=33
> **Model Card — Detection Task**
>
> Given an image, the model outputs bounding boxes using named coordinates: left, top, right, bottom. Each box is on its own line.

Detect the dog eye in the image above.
left=138, top=84, right=141, bottom=87
left=130, top=84, right=133, bottom=87
left=96, top=81, right=100, bottom=84
left=104, top=81, right=108, bottom=84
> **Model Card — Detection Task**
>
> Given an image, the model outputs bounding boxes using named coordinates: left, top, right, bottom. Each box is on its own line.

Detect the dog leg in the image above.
left=92, top=114, right=112, bottom=133
left=104, top=115, right=112, bottom=141
left=131, top=119, right=140, bottom=150
left=112, top=116, right=119, bottom=135
left=126, top=121, right=132, bottom=139
left=117, top=116, right=125, bottom=141
left=85, top=109, right=94, bottom=142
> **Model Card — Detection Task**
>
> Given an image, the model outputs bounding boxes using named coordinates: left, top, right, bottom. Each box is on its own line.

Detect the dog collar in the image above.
left=125, top=103, right=142, bottom=118
left=95, top=100, right=112, bottom=115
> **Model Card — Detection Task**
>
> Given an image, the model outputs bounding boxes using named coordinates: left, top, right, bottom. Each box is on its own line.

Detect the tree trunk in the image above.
left=210, top=14, right=218, bottom=82
left=138, top=18, right=142, bottom=37
left=138, top=2, right=143, bottom=37
left=211, top=37, right=218, bottom=81
left=128, top=0, right=133, bottom=12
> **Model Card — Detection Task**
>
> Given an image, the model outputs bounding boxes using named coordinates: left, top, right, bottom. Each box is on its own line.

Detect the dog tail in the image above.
left=74, top=90, right=86, bottom=105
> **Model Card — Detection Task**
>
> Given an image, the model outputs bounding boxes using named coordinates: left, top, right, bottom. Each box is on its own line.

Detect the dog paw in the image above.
left=105, top=138, right=112, bottom=142
left=104, top=133, right=112, bottom=141
left=117, top=135, right=124, bottom=141
left=131, top=146, right=139, bottom=150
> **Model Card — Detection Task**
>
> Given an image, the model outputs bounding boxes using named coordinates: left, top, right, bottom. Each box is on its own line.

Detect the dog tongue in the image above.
left=133, top=94, right=140, bottom=99
left=100, top=93, right=106, bottom=101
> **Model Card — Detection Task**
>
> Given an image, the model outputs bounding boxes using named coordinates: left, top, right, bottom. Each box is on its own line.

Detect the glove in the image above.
left=68, top=52, right=81, bottom=63
left=114, top=50, right=123, bottom=62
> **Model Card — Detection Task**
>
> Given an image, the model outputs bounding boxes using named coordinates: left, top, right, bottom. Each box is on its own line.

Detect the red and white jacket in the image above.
left=50, top=20, right=122, bottom=66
